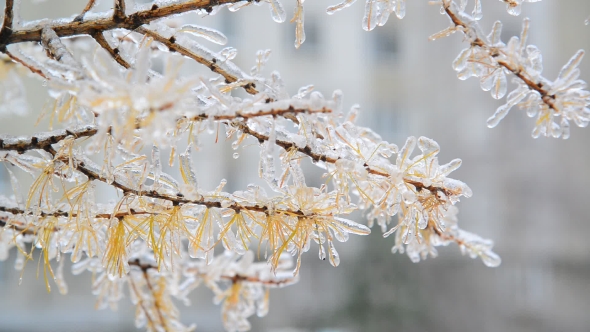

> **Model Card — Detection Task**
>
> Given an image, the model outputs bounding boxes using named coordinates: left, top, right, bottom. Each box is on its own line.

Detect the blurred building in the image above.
left=1, top=1, right=590, bottom=331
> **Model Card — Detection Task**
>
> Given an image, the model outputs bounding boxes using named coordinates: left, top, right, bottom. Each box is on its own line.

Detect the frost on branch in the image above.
left=431, top=0, right=590, bottom=138
left=0, top=0, right=502, bottom=330
left=325, top=0, right=589, bottom=138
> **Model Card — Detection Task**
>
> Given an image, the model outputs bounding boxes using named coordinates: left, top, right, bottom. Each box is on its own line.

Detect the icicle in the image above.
left=487, top=21, right=503, bottom=45
left=362, top=0, right=378, bottom=31
left=557, top=50, right=585, bottom=82
left=268, top=0, right=286, bottom=23
left=326, top=0, right=357, bottom=15
left=327, top=240, right=340, bottom=267
left=179, top=143, right=199, bottom=189
left=472, top=0, right=482, bottom=20
left=220, top=47, right=237, bottom=61
left=487, top=104, right=511, bottom=128
left=292, top=0, right=305, bottom=49
left=178, top=25, right=228, bottom=45
left=6, top=167, right=24, bottom=209
left=151, top=144, right=162, bottom=189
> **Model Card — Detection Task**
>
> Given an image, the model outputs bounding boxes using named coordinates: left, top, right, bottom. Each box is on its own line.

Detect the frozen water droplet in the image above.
left=327, top=241, right=340, bottom=267
left=318, top=244, right=326, bottom=260
left=233, top=152, right=239, bottom=159
left=481, top=250, right=501, bottom=267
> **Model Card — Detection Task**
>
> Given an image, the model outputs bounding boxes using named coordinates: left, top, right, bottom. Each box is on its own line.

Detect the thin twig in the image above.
left=0, top=0, right=250, bottom=92
left=0, top=106, right=331, bottom=153
left=39, top=145, right=317, bottom=219
left=235, top=121, right=454, bottom=197
left=142, top=269, right=169, bottom=331
left=0, top=0, right=14, bottom=41
left=114, top=0, right=127, bottom=21
left=74, top=0, right=98, bottom=22
left=92, top=31, right=131, bottom=69
left=137, top=27, right=258, bottom=94
left=4, top=49, right=48, bottom=79
left=0, top=204, right=172, bottom=237
left=128, top=275, right=158, bottom=330
left=41, top=27, right=83, bottom=74
left=129, top=260, right=297, bottom=287
left=1, top=0, right=244, bottom=45
left=441, top=1, right=558, bottom=113
left=0, top=126, right=98, bottom=152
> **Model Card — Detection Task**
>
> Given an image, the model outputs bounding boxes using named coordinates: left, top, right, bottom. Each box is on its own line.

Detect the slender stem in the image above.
left=137, top=27, right=258, bottom=94
left=0, top=0, right=244, bottom=45
left=0, top=0, right=250, bottom=92
left=0, top=106, right=331, bottom=153
left=129, top=260, right=296, bottom=287
left=41, top=27, right=82, bottom=71
left=114, top=0, right=127, bottom=21
left=0, top=126, right=98, bottom=152
left=142, top=269, right=169, bottom=332
left=0, top=0, right=14, bottom=41
left=441, top=1, right=558, bottom=112
left=74, top=0, right=98, bottom=22
left=235, top=121, right=453, bottom=197
left=37, top=145, right=318, bottom=219
left=128, top=275, right=158, bottom=330
left=0, top=204, right=171, bottom=236
left=93, top=31, right=131, bottom=69
left=4, top=49, right=48, bottom=79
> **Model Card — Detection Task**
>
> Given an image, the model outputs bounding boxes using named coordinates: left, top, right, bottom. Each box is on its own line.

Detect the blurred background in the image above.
left=1, top=0, right=590, bottom=331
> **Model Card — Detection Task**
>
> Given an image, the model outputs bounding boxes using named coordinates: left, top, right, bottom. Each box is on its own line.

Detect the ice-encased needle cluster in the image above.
left=0, top=0, right=507, bottom=331
left=431, top=0, right=590, bottom=139
left=324, top=0, right=590, bottom=138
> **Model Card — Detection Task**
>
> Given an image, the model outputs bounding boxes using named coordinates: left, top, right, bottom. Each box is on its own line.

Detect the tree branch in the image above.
left=128, top=274, right=159, bottom=330
left=37, top=145, right=318, bottom=219
left=92, top=31, right=131, bottom=69
left=137, top=27, right=258, bottom=94
left=1, top=0, right=244, bottom=45
left=0, top=0, right=14, bottom=43
left=114, top=0, right=127, bottom=21
left=141, top=269, right=169, bottom=331
left=0, top=203, right=165, bottom=235
left=74, top=0, right=98, bottom=22
left=3, top=49, right=48, bottom=79
left=129, top=260, right=297, bottom=287
left=0, top=105, right=330, bottom=154
left=0, top=126, right=98, bottom=152
left=41, top=27, right=84, bottom=75
left=235, top=121, right=455, bottom=198
left=441, top=1, right=558, bottom=113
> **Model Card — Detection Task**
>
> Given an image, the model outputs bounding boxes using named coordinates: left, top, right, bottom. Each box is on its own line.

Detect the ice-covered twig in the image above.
left=0, top=0, right=14, bottom=41
left=3, top=49, right=48, bottom=79
left=114, top=0, right=127, bottom=21
left=92, top=31, right=131, bottom=69
left=138, top=27, right=258, bottom=94
left=74, top=0, right=98, bottom=22
left=435, top=0, right=590, bottom=138
left=41, top=27, right=85, bottom=78
left=0, top=0, right=244, bottom=45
